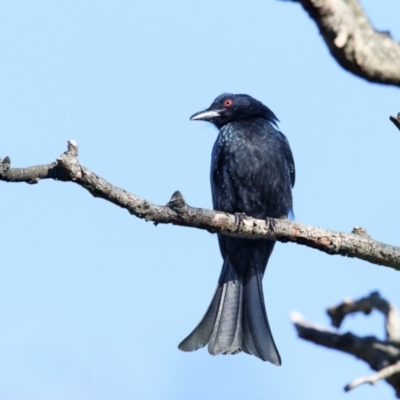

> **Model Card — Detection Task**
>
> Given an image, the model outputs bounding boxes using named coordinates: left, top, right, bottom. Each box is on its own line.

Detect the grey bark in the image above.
left=1, top=141, right=400, bottom=271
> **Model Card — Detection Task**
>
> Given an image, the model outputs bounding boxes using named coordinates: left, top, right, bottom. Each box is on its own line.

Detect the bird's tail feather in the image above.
left=178, top=261, right=281, bottom=365
left=208, top=274, right=243, bottom=354
left=178, top=258, right=243, bottom=354
left=242, top=268, right=281, bottom=365
left=178, top=284, right=224, bottom=352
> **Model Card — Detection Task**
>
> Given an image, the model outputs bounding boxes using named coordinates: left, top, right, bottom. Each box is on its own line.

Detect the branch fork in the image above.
left=292, top=292, right=400, bottom=396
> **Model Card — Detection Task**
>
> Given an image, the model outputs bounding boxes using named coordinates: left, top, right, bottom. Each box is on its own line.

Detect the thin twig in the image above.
left=345, top=360, right=400, bottom=392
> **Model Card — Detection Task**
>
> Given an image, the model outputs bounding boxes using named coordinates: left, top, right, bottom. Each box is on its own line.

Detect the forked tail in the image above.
left=178, top=260, right=281, bottom=364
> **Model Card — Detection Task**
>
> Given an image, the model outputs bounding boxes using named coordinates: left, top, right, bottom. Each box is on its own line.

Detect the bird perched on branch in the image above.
left=178, top=93, right=295, bottom=364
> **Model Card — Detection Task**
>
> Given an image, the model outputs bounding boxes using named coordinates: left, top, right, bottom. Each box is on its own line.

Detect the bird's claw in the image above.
left=234, top=212, right=247, bottom=232
left=265, top=217, right=276, bottom=232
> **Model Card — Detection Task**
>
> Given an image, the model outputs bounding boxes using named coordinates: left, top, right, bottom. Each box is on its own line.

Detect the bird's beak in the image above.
left=190, top=109, right=222, bottom=121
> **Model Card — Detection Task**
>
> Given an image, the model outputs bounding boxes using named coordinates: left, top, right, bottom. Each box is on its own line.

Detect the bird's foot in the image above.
left=234, top=212, right=247, bottom=232
left=265, top=217, right=276, bottom=232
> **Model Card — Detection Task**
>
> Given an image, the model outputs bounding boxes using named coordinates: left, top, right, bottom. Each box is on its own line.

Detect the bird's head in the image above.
left=190, top=93, right=278, bottom=129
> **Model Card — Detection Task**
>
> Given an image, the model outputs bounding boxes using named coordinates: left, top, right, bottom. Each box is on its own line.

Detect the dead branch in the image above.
left=1, top=141, right=400, bottom=271
left=327, top=291, right=400, bottom=341
left=345, top=361, right=400, bottom=393
left=391, top=113, right=400, bottom=132
left=291, top=293, right=400, bottom=397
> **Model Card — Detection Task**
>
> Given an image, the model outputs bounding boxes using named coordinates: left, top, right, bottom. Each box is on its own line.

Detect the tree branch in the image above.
left=291, top=302, right=400, bottom=397
left=345, top=361, right=400, bottom=393
left=290, top=0, right=400, bottom=87
left=290, top=311, right=400, bottom=368
left=1, top=141, right=400, bottom=271
left=391, top=113, right=400, bottom=132
left=327, top=291, right=400, bottom=341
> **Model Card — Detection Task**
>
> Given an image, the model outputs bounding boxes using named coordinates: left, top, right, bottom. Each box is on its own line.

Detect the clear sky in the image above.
left=1, top=1, right=399, bottom=399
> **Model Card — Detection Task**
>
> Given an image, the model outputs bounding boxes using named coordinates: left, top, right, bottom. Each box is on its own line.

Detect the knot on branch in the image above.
left=352, top=226, right=370, bottom=237
left=56, top=140, right=82, bottom=181
left=0, top=156, right=11, bottom=175
left=67, top=139, right=79, bottom=157
left=167, top=191, right=188, bottom=214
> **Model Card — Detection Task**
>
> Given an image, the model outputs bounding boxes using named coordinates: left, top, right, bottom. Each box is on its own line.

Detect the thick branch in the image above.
left=327, top=291, right=400, bottom=341
left=1, top=141, right=400, bottom=271
left=291, top=311, right=400, bottom=368
left=291, top=0, right=400, bottom=87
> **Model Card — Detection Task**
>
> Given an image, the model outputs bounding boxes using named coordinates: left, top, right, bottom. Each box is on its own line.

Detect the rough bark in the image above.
left=290, top=0, right=400, bottom=88
left=1, top=141, right=400, bottom=271
left=292, top=292, right=400, bottom=397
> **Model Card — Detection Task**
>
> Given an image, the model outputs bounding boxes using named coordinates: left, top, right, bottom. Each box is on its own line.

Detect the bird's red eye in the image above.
left=224, top=99, right=233, bottom=107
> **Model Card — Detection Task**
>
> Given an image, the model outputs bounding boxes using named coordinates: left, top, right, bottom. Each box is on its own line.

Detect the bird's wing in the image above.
left=210, top=138, right=224, bottom=211
left=282, top=134, right=295, bottom=188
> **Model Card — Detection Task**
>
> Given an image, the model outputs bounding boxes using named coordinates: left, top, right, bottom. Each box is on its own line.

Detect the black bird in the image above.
left=178, top=93, right=295, bottom=364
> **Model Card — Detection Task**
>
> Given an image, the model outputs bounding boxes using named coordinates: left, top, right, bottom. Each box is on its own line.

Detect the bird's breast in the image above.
left=210, top=121, right=292, bottom=219
left=211, top=130, right=268, bottom=217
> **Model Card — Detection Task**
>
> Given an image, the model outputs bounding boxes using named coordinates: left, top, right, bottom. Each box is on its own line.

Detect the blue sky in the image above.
left=1, top=1, right=399, bottom=399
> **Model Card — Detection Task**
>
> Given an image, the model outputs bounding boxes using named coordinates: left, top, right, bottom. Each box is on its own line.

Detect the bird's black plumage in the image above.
left=178, top=93, right=295, bottom=364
